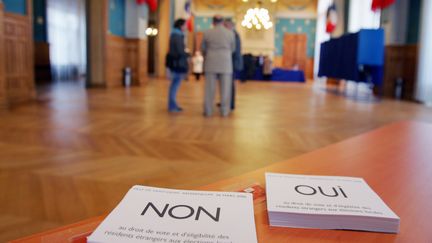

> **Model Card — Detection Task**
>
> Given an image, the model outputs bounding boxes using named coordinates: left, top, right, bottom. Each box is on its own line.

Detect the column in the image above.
left=86, top=0, right=108, bottom=87
left=156, top=0, right=171, bottom=78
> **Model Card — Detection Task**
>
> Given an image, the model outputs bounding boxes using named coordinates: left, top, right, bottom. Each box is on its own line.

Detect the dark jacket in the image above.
left=167, top=29, right=189, bottom=73
left=233, top=30, right=243, bottom=72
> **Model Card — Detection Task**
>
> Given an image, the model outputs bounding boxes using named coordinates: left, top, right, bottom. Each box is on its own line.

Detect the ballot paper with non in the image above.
left=87, top=185, right=258, bottom=243
left=266, top=173, right=400, bottom=233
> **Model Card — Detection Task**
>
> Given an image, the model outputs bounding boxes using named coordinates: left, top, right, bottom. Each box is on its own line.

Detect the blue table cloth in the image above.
left=237, top=68, right=305, bottom=82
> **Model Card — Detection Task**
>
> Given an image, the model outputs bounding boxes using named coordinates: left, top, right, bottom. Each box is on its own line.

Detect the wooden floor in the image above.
left=1, top=79, right=432, bottom=241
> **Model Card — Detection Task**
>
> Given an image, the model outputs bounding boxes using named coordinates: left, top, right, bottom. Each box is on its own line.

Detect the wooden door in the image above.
left=3, top=0, right=35, bottom=103
left=0, top=3, right=6, bottom=109
left=282, top=34, right=307, bottom=72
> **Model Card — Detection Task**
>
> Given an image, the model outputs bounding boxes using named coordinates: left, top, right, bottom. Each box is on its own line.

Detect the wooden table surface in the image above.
left=10, top=121, right=432, bottom=243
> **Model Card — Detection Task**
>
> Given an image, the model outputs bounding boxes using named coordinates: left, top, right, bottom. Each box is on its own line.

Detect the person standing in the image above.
left=166, top=19, right=189, bottom=113
left=191, top=51, right=204, bottom=81
left=202, top=15, right=235, bottom=117
left=263, top=55, right=273, bottom=81
left=224, top=19, right=243, bottom=110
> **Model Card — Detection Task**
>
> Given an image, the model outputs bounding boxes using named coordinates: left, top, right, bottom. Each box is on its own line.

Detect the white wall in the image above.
left=333, top=0, right=346, bottom=37
left=415, top=0, right=432, bottom=104
left=313, top=0, right=332, bottom=77
left=125, top=1, right=149, bottom=39
left=380, top=0, right=409, bottom=44
left=238, top=15, right=275, bottom=56
left=348, top=0, right=380, bottom=33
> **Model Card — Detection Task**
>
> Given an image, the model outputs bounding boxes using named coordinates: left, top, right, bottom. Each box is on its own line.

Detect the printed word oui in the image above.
left=294, top=185, right=348, bottom=198
left=141, top=202, right=221, bottom=222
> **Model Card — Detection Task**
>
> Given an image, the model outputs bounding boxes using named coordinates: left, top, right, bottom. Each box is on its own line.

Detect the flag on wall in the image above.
left=175, top=0, right=193, bottom=32
left=185, top=0, right=193, bottom=32
left=146, top=0, right=158, bottom=12
left=136, top=0, right=158, bottom=12
left=326, top=3, right=337, bottom=33
left=371, top=0, right=395, bottom=11
left=186, top=16, right=194, bottom=32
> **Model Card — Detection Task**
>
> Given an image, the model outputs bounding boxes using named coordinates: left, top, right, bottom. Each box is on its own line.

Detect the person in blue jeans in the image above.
left=166, top=19, right=189, bottom=113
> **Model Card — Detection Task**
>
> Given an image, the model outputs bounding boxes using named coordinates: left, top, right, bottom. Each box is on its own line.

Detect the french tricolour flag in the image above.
left=371, top=0, right=395, bottom=11
left=326, top=3, right=337, bottom=34
left=136, top=0, right=158, bottom=12
left=175, top=0, right=194, bottom=32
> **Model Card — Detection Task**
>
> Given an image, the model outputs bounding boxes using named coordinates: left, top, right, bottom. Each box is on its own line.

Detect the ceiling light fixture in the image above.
left=241, top=1, right=273, bottom=30
left=146, top=27, right=158, bottom=36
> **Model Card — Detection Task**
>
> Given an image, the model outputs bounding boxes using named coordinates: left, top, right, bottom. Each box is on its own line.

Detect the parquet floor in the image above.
left=1, top=79, right=432, bottom=241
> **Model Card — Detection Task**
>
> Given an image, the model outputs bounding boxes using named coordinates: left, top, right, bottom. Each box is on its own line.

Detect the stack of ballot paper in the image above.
left=266, top=173, right=400, bottom=233
left=87, top=185, right=258, bottom=243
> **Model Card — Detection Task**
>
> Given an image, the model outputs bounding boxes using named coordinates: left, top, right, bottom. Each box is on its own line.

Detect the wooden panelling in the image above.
left=272, top=56, right=313, bottom=80
left=282, top=33, right=307, bottom=72
left=33, top=42, right=50, bottom=65
left=126, top=39, right=138, bottom=83
left=87, top=0, right=148, bottom=88
left=105, top=35, right=148, bottom=87
left=0, top=3, right=6, bottom=110
left=273, top=56, right=283, bottom=68
left=306, top=57, right=314, bottom=80
left=136, top=39, right=148, bottom=84
left=87, top=0, right=108, bottom=87
left=3, top=6, right=35, bottom=104
left=126, top=39, right=148, bottom=85
left=105, top=34, right=128, bottom=87
left=34, top=42, right=52, bottom=84
left=383, top=45, right=418, bottom=100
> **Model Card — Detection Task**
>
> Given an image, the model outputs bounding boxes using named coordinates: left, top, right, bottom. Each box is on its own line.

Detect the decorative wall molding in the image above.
left=2, top=0, right=35, bottom=105
left=274, top=12, right=317, bottom=19
left=193, top=0, right=235, bottom=15
left=106, top=35, right=148, bottom=88
left=87, top=0, right=148, bottom=87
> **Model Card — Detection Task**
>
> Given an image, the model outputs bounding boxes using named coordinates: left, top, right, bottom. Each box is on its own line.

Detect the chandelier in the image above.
left=241, top=1, right=273, bottom=30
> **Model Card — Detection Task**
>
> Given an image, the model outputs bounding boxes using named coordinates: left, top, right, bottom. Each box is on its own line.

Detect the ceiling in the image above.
left=193, top=0, right=317, bottom=16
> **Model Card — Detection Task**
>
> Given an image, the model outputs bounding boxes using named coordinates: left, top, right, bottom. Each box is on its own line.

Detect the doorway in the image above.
left=33, top=0, right=87, bottom=85
left=282, top=33, right=307, bottom=72
left=47, top=0, right=86, bottom=82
